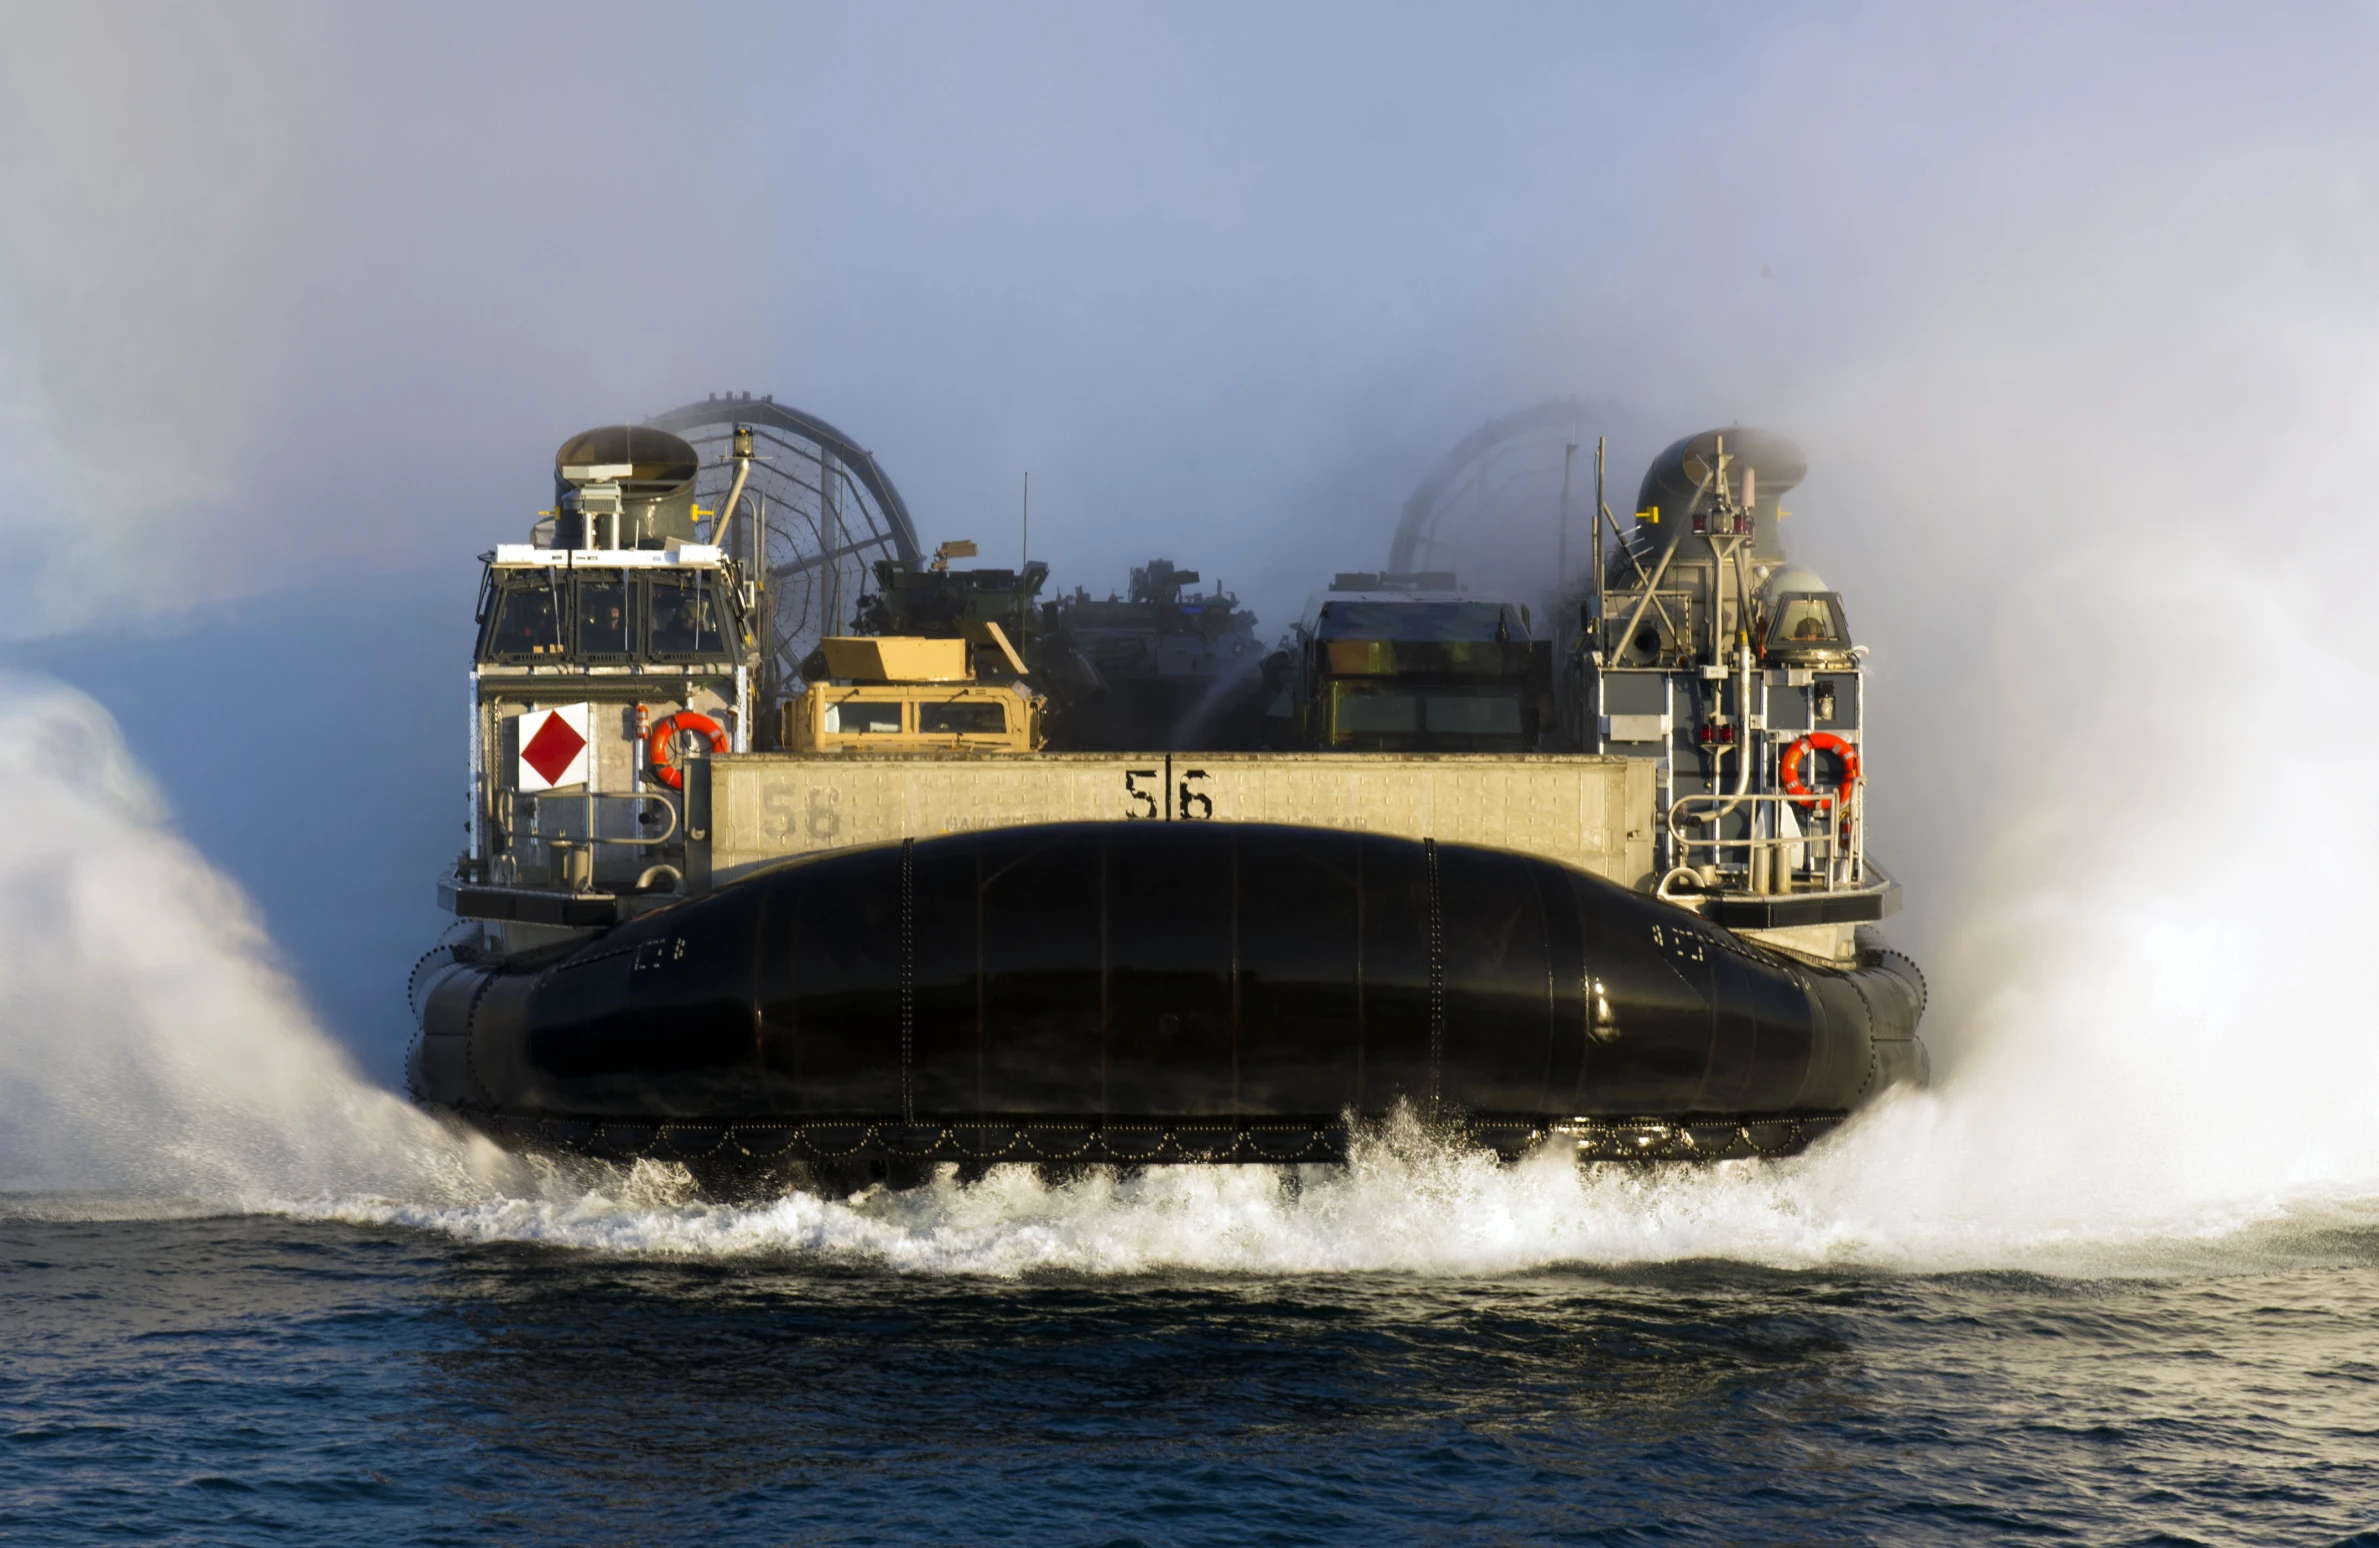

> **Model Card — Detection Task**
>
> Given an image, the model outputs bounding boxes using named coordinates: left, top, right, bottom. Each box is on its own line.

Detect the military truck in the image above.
left=1263, top=571, right=1552, bottom=753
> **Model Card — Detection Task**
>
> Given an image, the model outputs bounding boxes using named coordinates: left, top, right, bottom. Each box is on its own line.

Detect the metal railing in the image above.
left=1663, top=781, right=1865, bottom=898
left=511, top=790, right=681, bottom=893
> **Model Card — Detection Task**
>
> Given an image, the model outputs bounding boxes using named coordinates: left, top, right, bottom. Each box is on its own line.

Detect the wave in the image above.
left=265, top=1101, right=2377, bottom=1279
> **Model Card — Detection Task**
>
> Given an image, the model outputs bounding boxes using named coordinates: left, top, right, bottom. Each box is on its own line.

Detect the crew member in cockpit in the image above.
left=651, top=586, right=712, bottom=654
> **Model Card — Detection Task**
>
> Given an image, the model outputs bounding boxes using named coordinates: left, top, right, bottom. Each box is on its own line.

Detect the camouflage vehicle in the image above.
left=848, top=544, right=1059, bottom=686
left=1045, top=559, right=1269, bottom=750
left=1265, top=571, right=1551, bottom=753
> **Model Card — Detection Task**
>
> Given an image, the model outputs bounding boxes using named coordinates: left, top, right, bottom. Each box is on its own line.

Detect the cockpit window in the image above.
left=478, top=567, right=737, bottom=666
left=578, top=577, right=631, bottom=658
left=1767, top=593, right=1849, bottom=650
left=484, top=582, right=565, bottom=661
left=648, top=574, right=729, bottom=659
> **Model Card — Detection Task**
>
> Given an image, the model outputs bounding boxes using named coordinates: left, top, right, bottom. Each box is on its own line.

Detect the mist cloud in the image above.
left=11, top=7, right=2371, bottom=625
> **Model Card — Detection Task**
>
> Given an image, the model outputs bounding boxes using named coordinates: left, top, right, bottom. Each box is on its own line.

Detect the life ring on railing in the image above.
left=1780, top=731, right=1859, bottom=808
left=646, top=711, right=728, bottom=791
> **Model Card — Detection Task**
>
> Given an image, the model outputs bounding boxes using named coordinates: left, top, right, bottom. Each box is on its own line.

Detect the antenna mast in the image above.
left=1592, top=436, right=1607, bottom=634
left=1558, top=439, right=1576, bottom=591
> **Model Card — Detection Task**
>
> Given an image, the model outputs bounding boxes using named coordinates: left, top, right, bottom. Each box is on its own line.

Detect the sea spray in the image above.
left=290, top=1098, right=2379, bottom=1277
left=1876, top=541, right=2379, bottom=1226
left=0, top=676, right=512, bottom=1206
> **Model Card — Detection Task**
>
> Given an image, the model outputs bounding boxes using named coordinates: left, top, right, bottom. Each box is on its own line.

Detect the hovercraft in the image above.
left=411, top=402, right=1926, bottom=1195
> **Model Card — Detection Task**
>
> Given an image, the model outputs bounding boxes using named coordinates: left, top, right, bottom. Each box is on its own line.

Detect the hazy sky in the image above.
left=8, top=4, right=2367, bottom=632
left=6, top=3, right=2378, bottom=1073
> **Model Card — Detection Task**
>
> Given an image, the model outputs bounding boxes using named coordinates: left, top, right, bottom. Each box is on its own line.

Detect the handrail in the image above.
left=1666, top=782, right=1864, bottom=893
left=533, top=790, right=680, bottom=849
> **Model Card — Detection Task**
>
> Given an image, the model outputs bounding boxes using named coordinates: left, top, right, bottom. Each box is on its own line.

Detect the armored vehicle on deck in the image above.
left=850, top=549, right=1059, bottom=683
left=1046, top=559, right=1269, bottom=750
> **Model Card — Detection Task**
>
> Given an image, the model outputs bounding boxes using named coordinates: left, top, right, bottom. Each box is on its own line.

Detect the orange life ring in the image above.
left=646, top=711, right=728, bottom=791
left=1780, top=731, right=1859, bottom=807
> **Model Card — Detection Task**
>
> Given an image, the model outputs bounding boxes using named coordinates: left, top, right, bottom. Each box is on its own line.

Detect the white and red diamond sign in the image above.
left=516, top=704, right=591, bottom=791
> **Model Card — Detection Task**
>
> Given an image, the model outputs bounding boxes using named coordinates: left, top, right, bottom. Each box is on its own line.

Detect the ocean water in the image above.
left=5, top=1180, right=2378, bottom=1545
left=2, top=658, right=2377, bottom=1546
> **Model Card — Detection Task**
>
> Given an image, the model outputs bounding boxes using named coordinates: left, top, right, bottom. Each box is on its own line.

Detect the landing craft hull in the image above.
left=410, top=823, right=1926, bottom=1188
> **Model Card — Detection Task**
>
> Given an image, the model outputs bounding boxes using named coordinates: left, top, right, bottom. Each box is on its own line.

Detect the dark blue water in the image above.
left=6, top=1195, right=2375, bottom=1546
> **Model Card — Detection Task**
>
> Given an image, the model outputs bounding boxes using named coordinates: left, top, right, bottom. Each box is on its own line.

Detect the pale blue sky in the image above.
left=7, top=4, right=2370, bottom=634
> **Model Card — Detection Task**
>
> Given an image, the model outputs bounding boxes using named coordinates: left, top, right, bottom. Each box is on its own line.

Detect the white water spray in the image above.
left=0, top=676, right=515, bottom=1207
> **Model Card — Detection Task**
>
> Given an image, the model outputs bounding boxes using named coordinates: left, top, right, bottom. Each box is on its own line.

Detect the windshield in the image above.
left=919, top=701, right=1008, bottom=735
left=1314, top=601, right=1520, bottom=642
left=649, top=574, right=729, bottom=658
left=1425, top=693, right=1523, bottom=735
left=824, top=699, right=903, bottom=734
left=478, top=568, right=737, bottom=664
left=1767, top=593, right=1849, bottom=649
left=484, top=582, right=564, bottom=660
left=1330, top=685, right=1526, bottom=744
left=577, top=577, right=631, bottom=657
